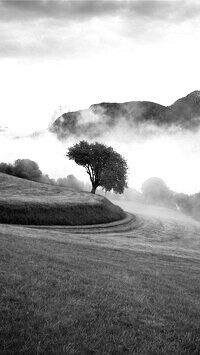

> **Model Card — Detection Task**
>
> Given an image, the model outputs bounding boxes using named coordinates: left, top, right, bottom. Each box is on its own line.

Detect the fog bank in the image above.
left=1, top=122, right=200, bottom=195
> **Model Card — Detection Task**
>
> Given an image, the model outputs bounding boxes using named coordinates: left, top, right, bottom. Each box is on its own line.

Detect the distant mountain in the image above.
left=49, top=91, right=200, bottom=139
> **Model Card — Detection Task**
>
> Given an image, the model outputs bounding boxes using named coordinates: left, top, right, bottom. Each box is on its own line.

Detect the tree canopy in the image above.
left=56, top=174, right=84, bottom=191
left=141, top=177, right=173, bottom=206
left=13, top=159, right=42, bottom=182
left=0, top=162, right=14, bottom=175
left=0, top=159, right=42, bottom=182
left=66, top=141, right=128, bottom=194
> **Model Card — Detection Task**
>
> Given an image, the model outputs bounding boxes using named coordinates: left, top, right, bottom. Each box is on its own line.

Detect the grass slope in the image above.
left=0, top=173, right=125, bottom=225
left=0, top=225, right=200, bottom=354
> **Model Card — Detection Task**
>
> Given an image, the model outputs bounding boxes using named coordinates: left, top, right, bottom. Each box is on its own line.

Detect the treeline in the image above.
left=140, top=177, right=200, bottom=222
left=0, top=159, right=42, bottom=182
left=51, top=175, right=91, bottom=192
left=1, top=159, right=200, bottom=222
left=100, top=177, right=200, bottom=222
left=0, top=159, right=90, bottom=191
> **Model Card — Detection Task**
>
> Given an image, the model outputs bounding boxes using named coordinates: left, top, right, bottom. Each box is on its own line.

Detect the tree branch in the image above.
left=85, top=164, right=94, bottom=183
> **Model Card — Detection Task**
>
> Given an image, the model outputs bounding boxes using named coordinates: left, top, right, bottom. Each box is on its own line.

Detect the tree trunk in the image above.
left=91, top=185, right=96, bottom=194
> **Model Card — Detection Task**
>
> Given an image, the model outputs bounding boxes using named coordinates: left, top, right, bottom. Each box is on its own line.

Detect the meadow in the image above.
left=0, top=174, right=200, bottom=354
left=0, top=173, right=124, bottom=225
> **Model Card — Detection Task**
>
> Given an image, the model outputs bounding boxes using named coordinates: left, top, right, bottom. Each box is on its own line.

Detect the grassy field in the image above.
left=1, top=199, right=200, bottom=354
left=0, top=173, right=125, bottom=225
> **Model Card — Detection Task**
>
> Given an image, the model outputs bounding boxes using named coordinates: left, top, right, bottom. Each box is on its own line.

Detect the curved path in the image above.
left=1, top=202, right=200, bottom=260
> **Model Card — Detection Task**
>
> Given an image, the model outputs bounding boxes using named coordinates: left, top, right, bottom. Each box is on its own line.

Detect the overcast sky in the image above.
left=0, top=0, right=200, bottom=132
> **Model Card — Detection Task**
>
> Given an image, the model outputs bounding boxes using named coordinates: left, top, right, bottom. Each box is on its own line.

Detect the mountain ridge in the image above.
left=48, top=90, right=200, bottom=139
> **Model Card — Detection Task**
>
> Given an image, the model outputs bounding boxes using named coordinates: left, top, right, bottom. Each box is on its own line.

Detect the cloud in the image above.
left=1, top=0, right=200, bottom=58
left=123, top=0, right=200, bottom=22
left=0, top=0, right=121, bottom=22
left=2, top=114, right=200, bottom=195
left=0, top=1, right=124, bottom=59
left=1, top=0, right=199, bottom=23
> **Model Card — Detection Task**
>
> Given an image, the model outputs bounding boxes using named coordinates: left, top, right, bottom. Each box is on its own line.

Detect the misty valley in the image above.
left=2, top=1, right=200, bottom=353
left=1, top=91, right=200, bottom=354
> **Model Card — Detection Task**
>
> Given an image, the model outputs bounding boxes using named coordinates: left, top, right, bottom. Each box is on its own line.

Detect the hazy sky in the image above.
left=1, top=0, right=200, bottom=194
left=1, top=0, right=200, bottom=133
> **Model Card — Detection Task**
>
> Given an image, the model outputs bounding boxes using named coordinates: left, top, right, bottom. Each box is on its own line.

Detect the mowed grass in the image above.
left=0, top=229, right=200, bottom=354
left=1, top=175, right=200, bottom=354
left=0, top=173, right=125, bottom=225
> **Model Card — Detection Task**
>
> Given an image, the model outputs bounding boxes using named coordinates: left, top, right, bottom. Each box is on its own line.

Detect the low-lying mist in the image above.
left=1, top=114, right=200, bottom=195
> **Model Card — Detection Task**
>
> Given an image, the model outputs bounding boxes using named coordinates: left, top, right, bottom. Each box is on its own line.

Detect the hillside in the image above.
left=49, top=91, right=200, bottom=139
left=0, top=173, right=125, bottom=225
left=0, top=195, right=200, bottom=354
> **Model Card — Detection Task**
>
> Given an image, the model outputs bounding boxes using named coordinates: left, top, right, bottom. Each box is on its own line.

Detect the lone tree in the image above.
left=66, top=141, right=128, bottom=194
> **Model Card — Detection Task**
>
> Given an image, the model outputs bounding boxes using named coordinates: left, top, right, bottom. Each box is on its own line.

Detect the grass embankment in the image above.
left=0, top=173, right=125, bottom=225
left=0, top=229, right=200, bottom=354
